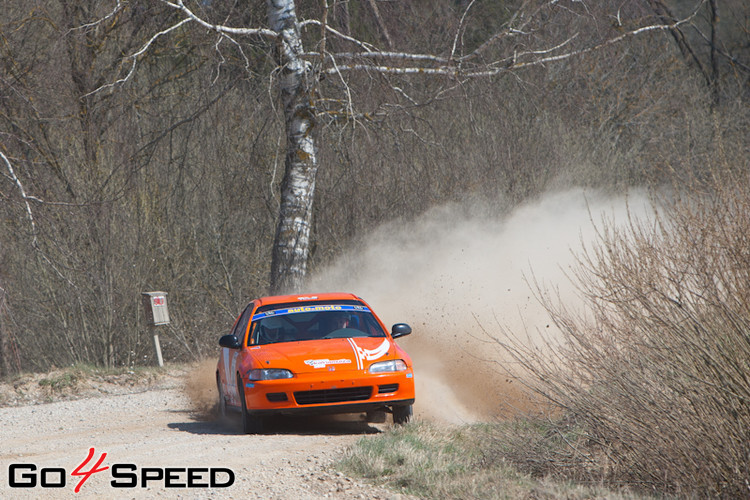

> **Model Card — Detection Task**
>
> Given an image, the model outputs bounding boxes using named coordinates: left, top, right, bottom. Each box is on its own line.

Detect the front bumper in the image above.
left=241, top=369, right=415, bottom=416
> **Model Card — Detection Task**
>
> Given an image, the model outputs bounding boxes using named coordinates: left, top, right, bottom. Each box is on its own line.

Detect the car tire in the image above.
left=237, top=373, right=264, bottom=434
left=392, top=404, right=413, bottom=425
left=216, top=373, right=227, bottom=418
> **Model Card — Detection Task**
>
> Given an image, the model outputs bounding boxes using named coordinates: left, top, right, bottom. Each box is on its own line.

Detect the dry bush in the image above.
left=499, top=170, right=750, bottom=497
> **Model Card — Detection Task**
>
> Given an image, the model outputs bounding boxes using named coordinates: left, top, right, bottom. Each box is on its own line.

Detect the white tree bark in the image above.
left=267, top=0, right=318, bottom=295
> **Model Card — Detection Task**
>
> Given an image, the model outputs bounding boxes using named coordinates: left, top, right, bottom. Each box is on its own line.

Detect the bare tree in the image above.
left=1, top=0, right=744, bottom=370
left=101, top=0, right=703, bottom=295
left=0, top=1, right=258, bottom=367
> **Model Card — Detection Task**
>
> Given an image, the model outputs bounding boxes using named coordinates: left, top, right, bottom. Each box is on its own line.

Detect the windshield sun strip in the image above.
left=251, top=304, right=371, bottom=322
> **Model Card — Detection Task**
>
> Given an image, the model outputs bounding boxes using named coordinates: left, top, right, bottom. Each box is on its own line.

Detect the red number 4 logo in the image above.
left=71, top=448, right=109, bottom=493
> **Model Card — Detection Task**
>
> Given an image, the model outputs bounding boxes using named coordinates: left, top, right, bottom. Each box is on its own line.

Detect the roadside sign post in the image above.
left=141, top=291, right=170, bottom=367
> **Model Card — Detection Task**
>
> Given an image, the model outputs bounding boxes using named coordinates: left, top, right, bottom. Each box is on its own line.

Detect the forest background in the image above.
left=0, top=0, right=747, bottom=372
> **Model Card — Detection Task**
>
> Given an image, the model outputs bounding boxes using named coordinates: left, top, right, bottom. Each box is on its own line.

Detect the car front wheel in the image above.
left=237, top=373, right=264, bottom=434
left=392, top=404, right=413, bottom=425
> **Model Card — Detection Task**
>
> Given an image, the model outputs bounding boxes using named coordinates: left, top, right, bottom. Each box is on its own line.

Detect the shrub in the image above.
left=501, top=170, right=750, bottom=497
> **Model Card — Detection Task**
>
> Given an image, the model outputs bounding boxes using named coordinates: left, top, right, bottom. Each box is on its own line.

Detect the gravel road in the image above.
left=0, top=383, right=409, bottom=499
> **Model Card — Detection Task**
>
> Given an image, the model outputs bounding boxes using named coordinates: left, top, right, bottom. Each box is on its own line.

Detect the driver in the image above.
left=257, top=318, right=283, bottom=344
left=314, top=313, right=350, bottom=339
left=333, top=312, right=349, bottom=330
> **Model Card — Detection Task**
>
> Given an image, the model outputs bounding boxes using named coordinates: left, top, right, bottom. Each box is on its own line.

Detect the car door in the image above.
left=220, top=304, right=254, bottom=407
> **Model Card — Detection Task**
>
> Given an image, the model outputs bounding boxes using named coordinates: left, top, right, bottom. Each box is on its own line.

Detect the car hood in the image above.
left=252, top=337, right=395, bottom=374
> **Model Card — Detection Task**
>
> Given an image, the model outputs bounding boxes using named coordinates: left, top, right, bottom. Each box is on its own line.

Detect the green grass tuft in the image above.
left=338, top=420, right=656, bottom=500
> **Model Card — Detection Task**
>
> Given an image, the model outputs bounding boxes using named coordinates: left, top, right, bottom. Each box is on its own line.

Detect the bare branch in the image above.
left=1, top=150, right=75, bottom=286
left=324, top=53, right=356, bottom=124
left=451, top=0, right=477, bottom=61
left=300, top=18, right=378, bottom=53
left=322, top=9, right=704, bottom=79
left=163, top=0, right=277, bottom=38
left=325, top=51, right=451, bottom=64
left=68, top=0, right=125, bottom=33
left=465, top=0, right=552, bottom=62
left=86, top=0, right=280, bottom=97
left=365, top=0, right=393, bottom=50
left=84, top=17, right=193, bottom=96
left=212, top=33, right=254, bottom=83
left=1, top=151, right=37, bottom=247
left=503, top=15, right=701, bottom=73
left=690, top=22, right=750, bottom=74
left=323, top=64, right=460, bottom=77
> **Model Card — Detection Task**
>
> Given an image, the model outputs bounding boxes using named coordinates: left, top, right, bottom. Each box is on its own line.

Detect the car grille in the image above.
left=294, top=386, right=373, bottom=405
left=266, top=392, right=288, bottom=402
left=377, top=384, right=399, bottom=394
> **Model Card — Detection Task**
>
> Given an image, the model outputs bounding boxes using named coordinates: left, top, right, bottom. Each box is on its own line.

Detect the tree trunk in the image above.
left=267, top=0, right=319, bottom=295
left=0, top=286, right=13, bottom=376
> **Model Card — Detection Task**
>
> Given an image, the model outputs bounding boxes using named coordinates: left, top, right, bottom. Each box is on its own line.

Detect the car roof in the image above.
left=254, top=292, right=362, bottom=307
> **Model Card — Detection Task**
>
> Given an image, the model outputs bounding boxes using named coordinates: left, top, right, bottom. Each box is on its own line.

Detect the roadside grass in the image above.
left=0, top=363, right=185, bottom=406
left=37, top=366, right=87, bottom=391
left=37, top=363, right=172, bottom=390
left=337, top=420, right=655, bottom=500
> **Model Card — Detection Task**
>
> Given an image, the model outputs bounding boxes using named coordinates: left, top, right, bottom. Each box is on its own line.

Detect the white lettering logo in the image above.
left=304, top=358, right=352, bottom=369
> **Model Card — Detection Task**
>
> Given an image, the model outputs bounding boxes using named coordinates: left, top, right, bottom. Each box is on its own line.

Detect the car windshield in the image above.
left=249, top=303, right=386, bottom=345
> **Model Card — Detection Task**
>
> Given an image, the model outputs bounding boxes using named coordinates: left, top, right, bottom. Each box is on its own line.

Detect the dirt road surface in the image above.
left=0, top=381, right=409, bottom=499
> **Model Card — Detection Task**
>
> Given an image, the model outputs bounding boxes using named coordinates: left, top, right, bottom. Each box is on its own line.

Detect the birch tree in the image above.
left=60, top=0, right=713, bottom=294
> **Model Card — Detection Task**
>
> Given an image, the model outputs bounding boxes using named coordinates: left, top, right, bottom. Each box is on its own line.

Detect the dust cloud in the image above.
left=309, top=189, right=648, bottom=423
left=185, top=358, right=221, bottom=417
left=184, top=189, right=648, bottom=424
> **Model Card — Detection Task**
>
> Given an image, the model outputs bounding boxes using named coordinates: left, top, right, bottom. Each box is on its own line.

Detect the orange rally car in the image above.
left=216, top=293, right=415, bottom=433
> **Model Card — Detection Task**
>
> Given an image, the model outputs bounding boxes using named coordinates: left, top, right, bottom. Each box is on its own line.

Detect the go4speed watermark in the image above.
left=7, top=448, right=234, bottom=493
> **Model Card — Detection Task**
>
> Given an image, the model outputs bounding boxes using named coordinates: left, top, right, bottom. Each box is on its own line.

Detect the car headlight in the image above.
left=368, top=359, right=407, bottom=373
left=246, top=368, right=294, bottom=381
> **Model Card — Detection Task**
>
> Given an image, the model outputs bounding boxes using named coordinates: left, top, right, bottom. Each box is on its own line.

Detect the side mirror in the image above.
left=219, top=334, right=241, bottom=348
left=391, top=323, right=412, bottom=339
